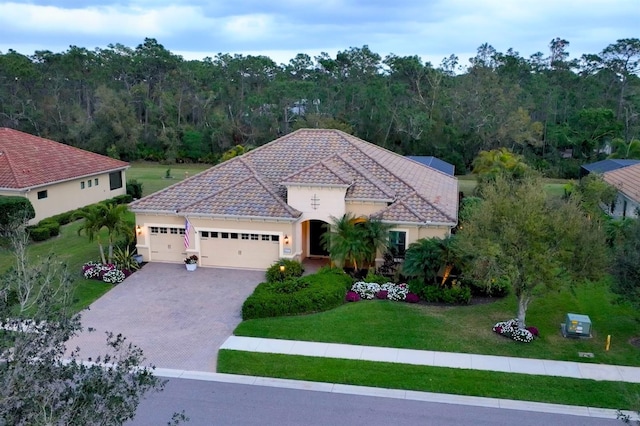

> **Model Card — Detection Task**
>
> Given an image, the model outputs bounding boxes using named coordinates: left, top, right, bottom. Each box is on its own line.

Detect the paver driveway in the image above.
left=67, top=263, right=263, bottom=372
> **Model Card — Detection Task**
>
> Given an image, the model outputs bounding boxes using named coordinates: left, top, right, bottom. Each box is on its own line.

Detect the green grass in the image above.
left=0, top=220, right=112, bottom=313
left=457, top=175, right=569, bottom=199
left=218, top=350, right=640, bottom=409
left=234, top=280, right=640, bottom=366
left=127, top=161, right=210, bottom=196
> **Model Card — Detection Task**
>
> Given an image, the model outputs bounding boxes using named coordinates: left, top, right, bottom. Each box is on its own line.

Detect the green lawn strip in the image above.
left=234, top=280, right=640, bottom=366
left=127, top=162, right=210, bottom=196
left=218, top=350, right=639, bottom=409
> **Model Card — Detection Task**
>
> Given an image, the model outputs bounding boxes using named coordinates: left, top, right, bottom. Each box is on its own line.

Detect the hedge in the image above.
left=242, top=268, right=352, bottom=320
left=0, top=196, right=35, bottom=227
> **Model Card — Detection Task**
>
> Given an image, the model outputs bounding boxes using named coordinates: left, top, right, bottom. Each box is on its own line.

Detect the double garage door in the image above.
left=149, top=226, right=280, bottom=269
left=200, top=231, right=280, bottom=269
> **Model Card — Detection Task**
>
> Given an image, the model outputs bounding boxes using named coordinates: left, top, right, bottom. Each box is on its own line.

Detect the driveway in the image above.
left=67, top=263, right=263, bottom=372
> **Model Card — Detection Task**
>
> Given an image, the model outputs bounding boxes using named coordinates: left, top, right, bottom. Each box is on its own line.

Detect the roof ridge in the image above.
left=280, top=153, right=352, bottom=185
left=240, top=157, right=302, bottom=217
left=1, top=149, right=20, bottom=187
left=321, top=156, right=354, bottom=184
left=406, top=191, right=456, bottom=223
left=337, top=154, right=396, bottom=199
left=177, top=174, right=257, bottom=213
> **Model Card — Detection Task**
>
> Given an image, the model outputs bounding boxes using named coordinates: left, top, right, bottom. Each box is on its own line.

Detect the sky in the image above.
left=0, top=0, right=638, bottom=68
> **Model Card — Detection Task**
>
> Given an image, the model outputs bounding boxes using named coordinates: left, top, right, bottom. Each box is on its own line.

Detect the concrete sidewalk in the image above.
left=220, top=336, right=640, bottom=383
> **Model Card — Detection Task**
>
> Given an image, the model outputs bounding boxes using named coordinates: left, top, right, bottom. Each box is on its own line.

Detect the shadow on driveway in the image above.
left=67, top=263, right=263, bottom=372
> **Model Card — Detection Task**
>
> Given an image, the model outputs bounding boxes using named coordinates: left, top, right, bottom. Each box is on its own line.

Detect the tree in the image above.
left=472, top=147, right=529, bottom=187
left=610, top=218, right=640, bottom=307
left=455, top=175, right=608, bottom=328
left=0, top=222, right=165, bottom=425
left=358, top=218, right=393, bottom=268
left=609, top=138, right=640, bottom=159
left=402, top=237, right=448, bottom=285
left=77, top=203, right=132, bottom=264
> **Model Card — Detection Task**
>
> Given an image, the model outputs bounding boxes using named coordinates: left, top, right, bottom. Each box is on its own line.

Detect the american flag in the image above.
left=184, top=218, right=191, bottom=249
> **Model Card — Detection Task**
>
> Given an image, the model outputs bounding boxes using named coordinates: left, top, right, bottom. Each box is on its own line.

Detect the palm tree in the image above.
left=77, top=203, right=131, bottom=264
left=402, top=237, right=451, bottom=285
left=321, top=213, right=368, bottom=271
left=358, top=218, right=393, bottom=268
left=609, top=138, right=640, bottom=159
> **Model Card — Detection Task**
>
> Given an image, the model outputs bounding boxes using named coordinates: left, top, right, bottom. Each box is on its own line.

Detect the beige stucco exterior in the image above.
left=0, top=169, right=127, bottom=224
left=134, top=187, right=452, bottom=270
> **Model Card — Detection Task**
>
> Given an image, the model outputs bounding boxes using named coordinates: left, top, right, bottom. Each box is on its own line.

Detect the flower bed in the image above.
left=348, top=281, right=418, bottom=303
left=82, top=262, right=130, bottom=285
left=492, top=319, right=536, bottom=343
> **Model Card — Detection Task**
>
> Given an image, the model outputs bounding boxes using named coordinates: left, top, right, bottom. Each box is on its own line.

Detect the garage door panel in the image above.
left=149, top=227, right=185, bottom=263
left=200, top=233, right=279, bottom=269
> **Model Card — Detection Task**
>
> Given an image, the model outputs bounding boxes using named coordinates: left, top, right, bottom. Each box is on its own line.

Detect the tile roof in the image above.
left=603, top=163, right=640, bottom=204
left=130, top=129, right=458, bottom=224
left=0, top=128, right=129, bottom=189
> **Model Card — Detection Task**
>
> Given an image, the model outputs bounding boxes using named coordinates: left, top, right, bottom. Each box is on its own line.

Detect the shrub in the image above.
left=265, top=259, right=304, bottom=282
left=126, top=179, right=144, bottom=199
left=242, top=268, right=351, bottom=319
left=375, top=290, right=388, bottom=299
left=468, top=276, right=510, bottom=297
left=345, top=291, right=360, bottom=302
left=38, top=220, right=60, bottom=237
left=49, top=210, right=75, bottom=225
left=0, top=196, right=35, bottom=228
left=28, top=226, right=51, bottom=242
left=364, top=270, right=388, bottom=284
left=405, top=292, right=420, bottom=303
left=421, top=284, right=471, bottom=305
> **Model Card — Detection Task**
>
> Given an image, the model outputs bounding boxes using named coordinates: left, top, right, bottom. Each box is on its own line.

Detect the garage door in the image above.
left=149, top=226, right=186, bottom=263
left=200, top=231, right=280, bottom=269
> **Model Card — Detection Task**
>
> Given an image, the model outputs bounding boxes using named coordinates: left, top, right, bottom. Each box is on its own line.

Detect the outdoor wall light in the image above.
left=136, top=225, right=142, bottom=235
left=279, top=264, right=286, bottom=273
left=283, top=234, right=290, bottom=245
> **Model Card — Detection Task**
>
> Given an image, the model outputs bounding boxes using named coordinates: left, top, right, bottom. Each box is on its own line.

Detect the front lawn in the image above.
left=234, top=279, right=639, bottom=366
left=127, top=161, right=210, bottom=196
left=218, top=350, right=640, bottom=409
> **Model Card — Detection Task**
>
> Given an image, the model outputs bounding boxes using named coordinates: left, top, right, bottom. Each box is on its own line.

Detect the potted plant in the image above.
left=184, top=254, right=198, bottom=271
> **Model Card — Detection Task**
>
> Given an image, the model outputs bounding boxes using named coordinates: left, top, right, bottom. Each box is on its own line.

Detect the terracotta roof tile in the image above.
left=0, top=128, right=129, bottom=189
left=603, top=163, right=640, bottom=204
left=130, top=129, right=458, bottom=224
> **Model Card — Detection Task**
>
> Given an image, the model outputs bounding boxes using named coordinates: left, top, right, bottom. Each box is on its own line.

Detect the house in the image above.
left=580, top=159, right=640, bottom=178
left=0, top=128, right=129, bottom=224
left=130, top=129, right=459, bottom=270
left=601, top=162, right=640, bottom=218
left=405, top=156, right=455, bottom=176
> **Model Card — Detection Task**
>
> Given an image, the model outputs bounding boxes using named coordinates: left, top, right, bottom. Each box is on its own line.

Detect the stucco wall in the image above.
left=0, top=169, right=127, bottom=224
left=608, top=192, right=640, bottom=219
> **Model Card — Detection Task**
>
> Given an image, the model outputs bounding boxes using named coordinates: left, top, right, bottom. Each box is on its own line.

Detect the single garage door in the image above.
left=200, top=231, right=280, bottom=269
left=149, top=226, right=186, bottom=263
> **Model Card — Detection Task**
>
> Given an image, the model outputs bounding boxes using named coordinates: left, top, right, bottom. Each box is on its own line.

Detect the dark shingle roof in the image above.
left=582, top=159, right=640, bottom=175
left=406, top=156, right=455, bottom=176
left=130, top=129, right=458, bottom=224
left=0, top=128, right=129, bottom=189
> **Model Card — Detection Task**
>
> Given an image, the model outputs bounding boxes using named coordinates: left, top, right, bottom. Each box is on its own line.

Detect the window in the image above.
left=251, top=234, right=259, bottom=240
left=150, top=227, right=159, bottom=234
left=230, top=233, right=238, bottom=239
left=389, top=231, right=407, bottom=257
left=221, top=232, right=229, bottom=239
left=88, top=180, right=92, bottom=188
left=109, top=171, right=123, bottom=190
left=95, top=178, right=99, bottom=186
left=37, top=190, right=48, bottom=199
left=159, top=227, right=168, bottom=234
left=241, top=233, right=249, bottom=240
left=80, top=181, right=85, bottom=189
left=179, top=228, right=185, bottom=235
left=211, top=232, right=219, bottom=238
left=271, top=235, right=279, bottom=242
left=170, top=228, right=178, bottom=235
left=261, top=235, right=270, bottom=241
left=201, top=231, right=209, bottom=238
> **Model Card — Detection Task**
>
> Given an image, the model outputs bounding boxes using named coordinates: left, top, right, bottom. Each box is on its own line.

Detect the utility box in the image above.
left=562, top=313, right=592, bottom=338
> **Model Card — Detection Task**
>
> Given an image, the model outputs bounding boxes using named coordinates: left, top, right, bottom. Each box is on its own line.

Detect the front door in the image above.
left=309, top=220, right=329, bottom=257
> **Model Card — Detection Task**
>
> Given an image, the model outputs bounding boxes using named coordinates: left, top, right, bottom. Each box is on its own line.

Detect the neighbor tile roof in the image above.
left=603, top=163, right=640, bottom=204
left=130, top=129, right=458, bottom=224
left=0, top=128, right=129, bottom=189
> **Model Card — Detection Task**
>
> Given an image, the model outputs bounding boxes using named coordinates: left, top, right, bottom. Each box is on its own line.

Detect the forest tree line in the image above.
left=1, top=37, right=639, bottom=177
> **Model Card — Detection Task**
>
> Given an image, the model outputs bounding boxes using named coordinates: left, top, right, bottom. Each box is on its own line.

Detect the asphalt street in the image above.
left=127, top=378, right=620, bottom=426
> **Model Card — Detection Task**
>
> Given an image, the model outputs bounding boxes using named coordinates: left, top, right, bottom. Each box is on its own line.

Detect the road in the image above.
left=127, top=378, right=620, bottom=426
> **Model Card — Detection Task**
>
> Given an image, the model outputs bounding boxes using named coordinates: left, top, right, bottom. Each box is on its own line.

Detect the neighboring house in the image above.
left=130, top=129, right=459, bottom=270
left=0, top=128, right=129, bottom=224
left=601, top=163, right=640, bottom=218
left=406, top=156, right=455, bottom=176
left=580, top=159, right=640, bottom=178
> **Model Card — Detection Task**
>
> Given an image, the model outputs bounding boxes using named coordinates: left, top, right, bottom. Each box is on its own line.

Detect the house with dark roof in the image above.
left=601, top=162, right=640, bottom=218
left=130, top=129, right=459, bottom=270
left=0, top=128, right=129, bottom=224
